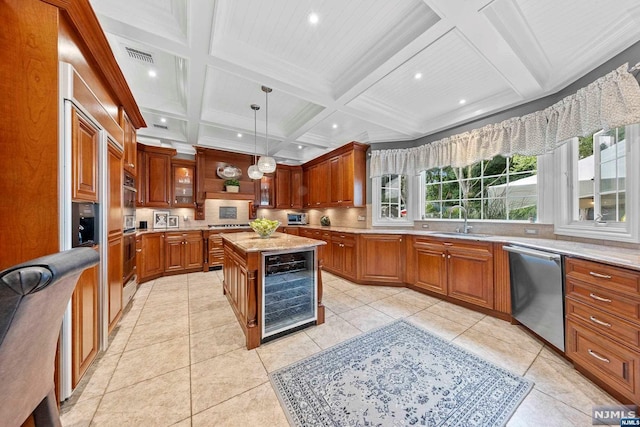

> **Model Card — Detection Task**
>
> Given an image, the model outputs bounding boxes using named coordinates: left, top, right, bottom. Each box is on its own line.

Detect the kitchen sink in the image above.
left=434, top=232, right=492, bottom=238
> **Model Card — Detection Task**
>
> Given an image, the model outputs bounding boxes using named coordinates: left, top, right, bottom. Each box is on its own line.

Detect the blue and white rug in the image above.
left=270, top=320, right=533, bottom=426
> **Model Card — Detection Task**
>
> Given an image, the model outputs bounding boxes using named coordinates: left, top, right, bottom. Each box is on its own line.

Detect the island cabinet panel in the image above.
left=72, top=107, right=99, bottom=202
left=137, top=232, right=164, bottom=283
left=446, top=242, right=494, bottom=309
left=493, top=244, right=511, bottom=314
left=565, top=257, right=640, bottom=404
left=359, top=234, right=404, bottom=283
left=72, top=256, right=99, bottom=388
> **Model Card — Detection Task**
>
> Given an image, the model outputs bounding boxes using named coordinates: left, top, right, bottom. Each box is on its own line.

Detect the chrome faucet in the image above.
left=449, top=205, right=473, bottom=234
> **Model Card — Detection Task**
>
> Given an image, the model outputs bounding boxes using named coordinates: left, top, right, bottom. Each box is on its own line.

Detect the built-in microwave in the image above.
left=287, top=212, right=307, bottom=225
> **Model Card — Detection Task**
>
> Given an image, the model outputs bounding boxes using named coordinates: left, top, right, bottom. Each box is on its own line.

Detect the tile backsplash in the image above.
left=136, top=199, right=251, bottom=229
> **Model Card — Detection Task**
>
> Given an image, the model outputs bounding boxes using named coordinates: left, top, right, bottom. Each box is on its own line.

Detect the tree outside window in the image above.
left=380, top=174, right=407, bottom=219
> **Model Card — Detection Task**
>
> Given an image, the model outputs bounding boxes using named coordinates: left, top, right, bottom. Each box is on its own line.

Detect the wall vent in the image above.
left=153, top=124, right=168, bottom=130
left=125, top=47, right=154, bottom=64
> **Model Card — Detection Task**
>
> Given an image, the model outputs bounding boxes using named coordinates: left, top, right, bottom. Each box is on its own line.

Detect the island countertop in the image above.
left=221, top=231, right=326, bottom=253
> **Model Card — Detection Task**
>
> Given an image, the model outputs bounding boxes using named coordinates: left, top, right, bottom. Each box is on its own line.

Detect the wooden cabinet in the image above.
left=107, top=143, right=123, bottom=333
left=137, top=144, right=176, bottom=208
left=565, top=257, right=640, bottom=404
left=72, top=255, right=98, bottom=387
left=359, top=234, right=404, bottom=283
left=256, top=175, right=275, bottom=208
left=407, top=237, right=494, bottom=308
left=107, top=143, right=122, bottom=234
left=120, top=109, right=137, bottom=176
left=302, top=142, right=367, bottom=208
left=107, top=235, right=122, bottom=333
left=71, top=107, right=99, bottom=202
left=330, top=232, right=357, bottom=280
left=281, top=226, right=300, bottom=236
left=275, top=165, right=303, bottom=209
left=164, top=231, right=203, bottom=273
left=208, top=233, right=224, bottom=268
left=172, top=159, right=195, bottom=207
left=137, top=232, right=165, bottom=283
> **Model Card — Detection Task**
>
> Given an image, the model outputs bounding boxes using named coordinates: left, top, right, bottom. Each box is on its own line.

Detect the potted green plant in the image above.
left=224, top=178, right=240, bottom=193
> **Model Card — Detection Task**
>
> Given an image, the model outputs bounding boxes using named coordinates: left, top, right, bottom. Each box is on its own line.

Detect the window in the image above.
left=372, top=174, right=413, bottom=226
left=422, top=155, right=538, bottom=221
left=555, top=124, right=639, bottom=242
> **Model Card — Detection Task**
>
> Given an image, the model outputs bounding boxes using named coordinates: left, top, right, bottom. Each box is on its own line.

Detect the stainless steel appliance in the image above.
left=123, top=172, right=136, bottom=233
left=122, top=172, right=137, bottom=307
left=261, top=247, right=317, bottom=341
left=71, top=202, right=98, bottom=247
left=287, top=212, right=307, bottom=225
left=504, top=245, right=565, bottom=351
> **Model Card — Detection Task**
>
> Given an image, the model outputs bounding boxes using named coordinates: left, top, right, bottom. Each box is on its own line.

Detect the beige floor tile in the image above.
left=192, top=383, right=289, bottom=427
left=324, top=307, right=337, bottom=318
left=407, top=310, right=469, bottom=341
left=368, top=294, right=423, bottom=319
left=190, top=322, right=246, bottom=364
left=104, top=325, right=133, bottom=357
left=525, top=353, right=618, bottom=415
left=256, top=332, right=321, bottom=372
left=144, top=289, right=189, bottom=307
left=538, top=345, right=568, bottom=361
left=322, top=291, right=364, bottom=314
left=339, top=305, right=395, bottom=332
left=189, top=291, right=230, bottom=313
left=108, top=335, right=189, bottom=392
left=189, top=302, right=238, bottom=333
left=304, top=315, right=361, bottom=349
left=190, top=348, right=268, bottom=413
left=373, top=285, right=405, bottom=296
left=136, top=302, right=189, bottom=326
left=188, top=271, right=220, bottom=284
left=125, top=315, right=189, bottom=351
left=76, top=354, right=120, bottom=402
left=61, top=395, right=101, bottom=427
left=321, top=271, right=340, bottom=282
left=153, top=275, right=189, bottom=286
left=170, top=417, right=192, bottom=426
left=453, top=328, right=539, bottom=376
left=425, top=301, right=485, bottom=328
left=92, top=367, right=191, bottom=426
left=327, top=277, right=361, bottom=292
left=322, top=283, right=344, bottom=297
left=344, top=286, right=397, bottom=304
left=470, top=316, right=544, bottom=355
left=507, top=389, right=592, bottom=427
left=394, top=288, right=441, bottom=309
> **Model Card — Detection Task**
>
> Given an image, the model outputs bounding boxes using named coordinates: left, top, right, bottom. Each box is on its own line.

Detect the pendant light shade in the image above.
left=257, top=85, right=277, bottom=173
left=248, top=104, right=264, bottom=180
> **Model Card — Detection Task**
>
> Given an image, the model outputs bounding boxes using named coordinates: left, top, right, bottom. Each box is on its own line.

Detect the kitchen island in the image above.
left=221, top=232, right=326, bottom=349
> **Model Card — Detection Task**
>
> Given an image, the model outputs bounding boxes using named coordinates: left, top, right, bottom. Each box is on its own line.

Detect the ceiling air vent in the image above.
left=125, top=47, right=154, bottom=64
left=153, top=124, right=168, bottom=130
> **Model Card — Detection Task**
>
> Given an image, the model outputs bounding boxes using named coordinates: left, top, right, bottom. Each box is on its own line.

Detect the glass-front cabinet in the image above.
left=172, top=160, right=194, bottom=207
left=261, top=248, right=317, bottom=340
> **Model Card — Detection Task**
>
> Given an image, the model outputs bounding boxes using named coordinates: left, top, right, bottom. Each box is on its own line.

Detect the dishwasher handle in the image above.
left=503, top=245, right=561, bottom=261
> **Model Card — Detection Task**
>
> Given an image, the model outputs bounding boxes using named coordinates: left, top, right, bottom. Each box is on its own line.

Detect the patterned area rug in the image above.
left=270, top=320, right=533, bottom=426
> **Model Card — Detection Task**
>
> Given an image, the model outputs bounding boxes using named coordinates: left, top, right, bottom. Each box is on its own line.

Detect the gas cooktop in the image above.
left=208, top=223, right=251, bottom=229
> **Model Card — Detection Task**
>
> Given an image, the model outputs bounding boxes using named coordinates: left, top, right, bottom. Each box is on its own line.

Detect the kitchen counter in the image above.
left=221, top=231, right=326, bottom=253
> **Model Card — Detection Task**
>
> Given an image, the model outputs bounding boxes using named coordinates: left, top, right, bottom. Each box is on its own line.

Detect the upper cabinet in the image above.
left=275, top=165, right=303, bottom=209
left=71, top=107, right=99, bottom=202
left=172, top=159, right=195, bottom=208
left=303, top=141, right=368, bottom=209
left=136, top=144, right=176, bottom=208
left=119, top=109, right=137, bottom=176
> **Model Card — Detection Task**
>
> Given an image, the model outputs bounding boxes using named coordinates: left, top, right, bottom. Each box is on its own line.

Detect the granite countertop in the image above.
left=221, top=231, right=326, bottom=253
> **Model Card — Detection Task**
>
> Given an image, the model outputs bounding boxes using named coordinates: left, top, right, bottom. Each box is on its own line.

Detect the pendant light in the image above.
left=257, top=85, right=277, bottom=173
left=247, top=104, right=264, bottom=180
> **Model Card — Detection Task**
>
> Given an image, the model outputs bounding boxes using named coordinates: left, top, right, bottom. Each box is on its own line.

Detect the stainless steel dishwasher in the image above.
left=503, top=245, right=564, bottom=351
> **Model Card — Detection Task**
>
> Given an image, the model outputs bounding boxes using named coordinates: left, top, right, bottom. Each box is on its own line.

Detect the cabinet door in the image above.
left=139, top=233, right=164, bottom=280
left=164, top=234, right=185, bottom=272
left=320, top=231, right=332, bottom=270
left=316, top=161, right=330, bottom=206
left=209, top=234, right=224, bottom=267
left=136, top=148, right=146, bottom=206
left=184, top=233, right=204, bottom=269
left=146, top=152, right=172, bottom=207
left=275, top=166, right=291, bottom=209
left=72, top=260, right=98, bottom=387
left=72, top=107, right=99, bottom=202
left=447, top=244, right=494, bottom=309
left=331, top=240, right=344, bottom=272
left=302, top=168, right=311, bottom=207
left=107, top=144, right=123, bottom=235
left=329, top=156, right=342, bottom=205
left=342, top=237, right=357, bottom=280
left=359, top=234, right=403, bottom=282
left=122, top=113, right=137, bottom=175
left=107, top=235, right=123, bottom=332
left=290, top=167, right=303, bottom=209
left=172, top=162, right=195, bottom=207
left=339, top=151, right=354, bottom=205
left=258, top=175, right=275, bottom=208
left=413, top=242, right=447, bottom=295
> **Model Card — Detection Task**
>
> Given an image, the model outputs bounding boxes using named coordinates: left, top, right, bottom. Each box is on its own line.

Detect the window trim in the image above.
left=372, top=174, right=416, bottom=227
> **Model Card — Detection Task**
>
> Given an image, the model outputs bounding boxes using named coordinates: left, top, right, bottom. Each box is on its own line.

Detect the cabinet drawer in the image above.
left=566, top=319, right=640, bottom=402
left=566, top=258, right=640, bottom=296
left=566, top=279, right=640, bottom=322
left=566, top=298, right=640, bottom=348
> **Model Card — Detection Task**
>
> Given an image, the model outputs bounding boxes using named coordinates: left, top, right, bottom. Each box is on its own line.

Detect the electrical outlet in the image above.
left=357, top=215, right=366, bottom=221
left=524, top=228, right=538, bottom=235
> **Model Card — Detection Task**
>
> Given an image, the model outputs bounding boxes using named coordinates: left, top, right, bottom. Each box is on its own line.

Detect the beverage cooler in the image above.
left=261, top=248, right=317, bottom=340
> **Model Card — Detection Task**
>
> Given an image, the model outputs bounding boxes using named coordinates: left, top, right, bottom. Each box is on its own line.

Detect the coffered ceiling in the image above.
left=90, top=0, right=640, bottom=163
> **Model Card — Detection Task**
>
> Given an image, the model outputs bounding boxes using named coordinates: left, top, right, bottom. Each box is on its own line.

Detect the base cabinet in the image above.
left=138, top=233, right=165, bottom=283
left=164, top=231, right=203, bottom=274
left=411, top=239, right=447, bottom=295
left=330, top=233, right=357, bottom=280
left=72, top=257, right=98, bottom=388
left=359, top=234, right=404, bottom=283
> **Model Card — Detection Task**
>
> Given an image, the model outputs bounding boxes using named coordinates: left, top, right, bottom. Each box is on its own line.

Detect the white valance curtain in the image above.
left=370, top=63, right=640, bottom=177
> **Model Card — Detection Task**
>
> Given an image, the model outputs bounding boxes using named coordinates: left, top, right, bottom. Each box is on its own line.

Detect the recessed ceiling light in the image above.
left=459, top=99, right=466, bottom=105
left=308, top=12, right=319, bottom=24
left=160, top=117, right=167, bottom=123
left=414, top=72, right=422, bottom=80
left=298, top=145, right=303, bottom=149
left=148, top=69, right=157, bottom=78
left=237, top=133, right=242, bottom=138
left=332, top=124, right=338, bottom=129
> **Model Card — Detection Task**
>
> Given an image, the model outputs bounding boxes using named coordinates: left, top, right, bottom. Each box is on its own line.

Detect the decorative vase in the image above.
left=320, top=215, right=331, bottom=226
left=226, top=185, right=240, bottom=193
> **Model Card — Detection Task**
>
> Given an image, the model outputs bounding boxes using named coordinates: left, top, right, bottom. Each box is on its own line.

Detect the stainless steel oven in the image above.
left=123, top=172, right=136, bottom=233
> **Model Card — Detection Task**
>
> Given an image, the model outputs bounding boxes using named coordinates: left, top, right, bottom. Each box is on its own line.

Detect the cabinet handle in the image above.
left=587, top=349, right=610, bottom=363
left=589, top=293, right=612, bottom=303
left=441, top=253, right=445, bottom=258
left=589, top=271, right=612, bottom=279
left=447, top=254, right=451, bottom=259
left=129, top=163, right=134, bottom=168
left=589, top=316, right=612, bottom=328
left=443, top=242, right=453, bottom=246
left=136, top=249, right=142, bottom=252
